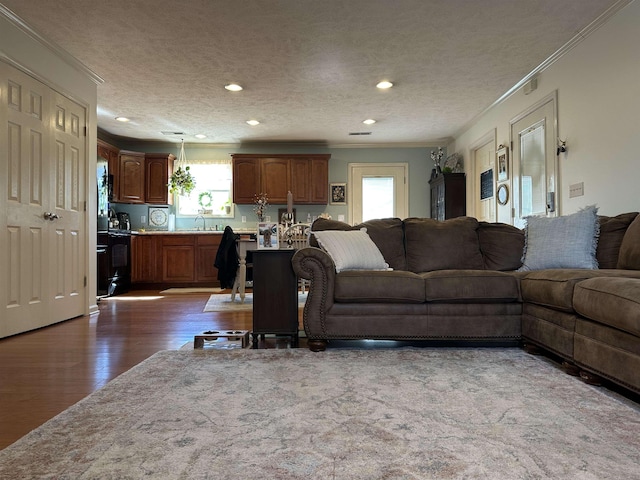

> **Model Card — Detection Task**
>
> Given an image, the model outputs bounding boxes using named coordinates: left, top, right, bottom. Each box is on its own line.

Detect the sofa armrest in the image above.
left=292, top=247, right=336, bottom=339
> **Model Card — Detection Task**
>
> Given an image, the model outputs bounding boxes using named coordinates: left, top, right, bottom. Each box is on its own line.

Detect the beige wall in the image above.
left=452, top=0, right=640, bottom=218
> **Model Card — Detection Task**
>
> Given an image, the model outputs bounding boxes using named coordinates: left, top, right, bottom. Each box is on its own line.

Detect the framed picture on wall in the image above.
left=497, top=145, right=509, bottom=182
left=257, top=222, right=279, bottom=249
left=330, top=183, right=347, bottom=205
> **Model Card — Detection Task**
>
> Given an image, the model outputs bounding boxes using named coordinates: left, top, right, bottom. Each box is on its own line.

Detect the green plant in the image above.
left=168, top=166, right=196, bottom=195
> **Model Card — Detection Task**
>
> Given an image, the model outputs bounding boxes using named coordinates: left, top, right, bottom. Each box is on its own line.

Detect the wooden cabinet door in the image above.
left=310, top=156, right=329, bottom=204
left=97, top=139, right=120, bottom=202
left=261, top=157, right=290, bottom=204
left=131, top=235, right=161, bottom=283
left=162, top=235, right=195, bottom=282
left=119, top=151, right=145, bottom=203
left=232, top=157, right=260, bottom=204
left=145, top=153, right=175, bottom=205
left=290, top=158, right=311, bottom=203
left=196, top=235, right=222, bottom=284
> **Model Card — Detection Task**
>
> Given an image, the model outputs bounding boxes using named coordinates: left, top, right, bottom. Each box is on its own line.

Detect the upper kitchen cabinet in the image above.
left=97, top=139, right=120, bottom=202
left=231, top=154, right=330, bottom=205
left=118, top=151, right=146, bottom=203
left=145, top=153, right=175, bottom=205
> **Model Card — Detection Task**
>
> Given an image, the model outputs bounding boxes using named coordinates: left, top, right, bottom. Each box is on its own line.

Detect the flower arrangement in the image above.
left=253, top=193, right=268, bottom=220
left=430, top=147, right=444, bottom=168
left=168, top=165, right=196, bottom=196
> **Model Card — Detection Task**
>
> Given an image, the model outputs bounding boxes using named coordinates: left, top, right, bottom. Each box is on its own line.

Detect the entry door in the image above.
left=510, top=93, right=558, bottom=228
left=473, top=140, right=496, bottom=222
left=348, top=163, right=408, bottom=224
left=0, top=62, right=86, bottom=337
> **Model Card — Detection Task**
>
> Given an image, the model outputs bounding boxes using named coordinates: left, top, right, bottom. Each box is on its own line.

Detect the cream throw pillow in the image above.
left=313, top=228, right=390, bottom=273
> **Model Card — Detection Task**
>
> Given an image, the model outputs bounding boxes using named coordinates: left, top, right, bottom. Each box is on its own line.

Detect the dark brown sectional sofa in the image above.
left=291, top=213, right=640, bottom=396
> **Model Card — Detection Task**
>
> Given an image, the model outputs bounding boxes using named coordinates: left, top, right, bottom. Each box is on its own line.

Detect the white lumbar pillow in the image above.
left=312, top=228, right=390, bottom=273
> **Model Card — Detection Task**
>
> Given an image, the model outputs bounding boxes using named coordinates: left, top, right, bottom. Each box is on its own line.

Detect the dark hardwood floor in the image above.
left=0, top=290, right=302, bottom=450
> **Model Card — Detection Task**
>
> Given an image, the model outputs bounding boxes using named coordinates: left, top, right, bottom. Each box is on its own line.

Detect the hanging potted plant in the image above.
left=168, top=139, right=196, bottom=196
left=168, top=165, right=196, bottom=196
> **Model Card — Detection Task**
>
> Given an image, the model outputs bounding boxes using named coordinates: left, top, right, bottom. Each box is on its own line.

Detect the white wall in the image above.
left=453, top=0, right=640, bottom=218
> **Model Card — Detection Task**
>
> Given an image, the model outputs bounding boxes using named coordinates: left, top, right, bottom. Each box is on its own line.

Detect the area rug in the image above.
left=160, top=287, right=225, bottom=294
left=1, top=349, right=639, bottom=479
left=203, top=292, right=307, bottom=312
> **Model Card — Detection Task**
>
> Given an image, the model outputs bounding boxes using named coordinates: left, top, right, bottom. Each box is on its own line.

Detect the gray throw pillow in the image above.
left=518, top=205, right=600, bottom=271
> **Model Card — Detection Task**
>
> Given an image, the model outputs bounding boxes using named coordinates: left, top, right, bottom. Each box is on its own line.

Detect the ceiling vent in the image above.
left=161, top=131, right=187, bottom=136
left=348, top=132, right=372, bottom=136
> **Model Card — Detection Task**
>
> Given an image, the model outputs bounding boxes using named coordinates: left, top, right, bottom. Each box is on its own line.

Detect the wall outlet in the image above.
left=241, top=216, right=247, bottom=223
left=338, top=214, right=345, bottom=222
left=569, top=182, right=584, bottom=198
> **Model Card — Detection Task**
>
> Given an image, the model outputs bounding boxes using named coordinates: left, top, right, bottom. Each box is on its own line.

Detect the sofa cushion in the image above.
left=519, top=206, right=600, bottom=271
left=311, top=217, right=407, bottom=270
left=477, top=222, right=525, bottom=271
left=618, top=214, right=640, bottom=270
left=574, top=277, right=640, bottom=337
left=520, top=269, right=640, bottom=312
left=404, top=217, right=484, bottom=273
left=334, top=270, right=425, bottom=303
left=597, top=212, right=638, bottom=269
left=313, top=229, right=389, bottom=273
left=422, top=270, right=520, bottom=303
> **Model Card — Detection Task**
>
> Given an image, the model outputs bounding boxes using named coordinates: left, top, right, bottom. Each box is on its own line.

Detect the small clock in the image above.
left=497, top=184, right=509, bottom=206
left=148, top=206, right=169, bottom=228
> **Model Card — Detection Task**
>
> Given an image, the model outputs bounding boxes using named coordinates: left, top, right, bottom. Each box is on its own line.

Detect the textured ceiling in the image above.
left=1, top=0, right=624, bottom=146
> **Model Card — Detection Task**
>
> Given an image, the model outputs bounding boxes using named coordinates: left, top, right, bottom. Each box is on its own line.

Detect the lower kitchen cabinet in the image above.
left=131, top=233, right=222, bottom=287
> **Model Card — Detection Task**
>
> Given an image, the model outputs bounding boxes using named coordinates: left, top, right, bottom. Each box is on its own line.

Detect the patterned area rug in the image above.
left=1, top=348, right=639, bottom=479
left=203, top=292, right=307, bottom=312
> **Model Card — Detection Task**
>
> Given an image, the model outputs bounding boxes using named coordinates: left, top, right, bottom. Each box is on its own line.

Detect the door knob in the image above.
left=43, top=212, right=60, bottom=221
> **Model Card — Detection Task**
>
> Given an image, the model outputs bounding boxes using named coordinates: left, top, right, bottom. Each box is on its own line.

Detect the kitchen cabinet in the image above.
left=131, top=235, right=161, bottom=283
left=97, top=139, right=120, bottom=202
left=196, top=235, right=222, bottom=283
left=131, top=233, right=222, bottom=287
left=232, top=156, right=261, bottom=204
left=145, top=153, right=175, bottom=205
left=231, top=154, right=330, bottom=205
left=162, top=235, right=196, bottom=283
left=429, top=173, right=466, bottom=220
left=118, top=151, right=146, bottom=203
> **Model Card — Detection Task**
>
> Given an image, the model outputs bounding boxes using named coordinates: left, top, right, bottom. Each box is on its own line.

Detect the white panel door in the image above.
left=510, top=93, right=558, bottom=229
left=473, top=141, right=496, bottom=222
left=348, top=163, right=408, bottom=224
left=0, top=62, right=86, bottom=337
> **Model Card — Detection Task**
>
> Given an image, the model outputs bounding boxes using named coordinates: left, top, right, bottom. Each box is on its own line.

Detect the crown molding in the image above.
left=0, top=4, right=103, bottom=85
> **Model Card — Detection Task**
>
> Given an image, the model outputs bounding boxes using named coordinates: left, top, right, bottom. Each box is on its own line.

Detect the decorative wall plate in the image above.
left=497, top=184, right=509, bottom=205
left=148, top=206, right=169, bottom=227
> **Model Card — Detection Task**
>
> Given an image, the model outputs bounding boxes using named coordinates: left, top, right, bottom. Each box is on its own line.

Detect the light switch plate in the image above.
left=569, top=182, right=584, bottom=198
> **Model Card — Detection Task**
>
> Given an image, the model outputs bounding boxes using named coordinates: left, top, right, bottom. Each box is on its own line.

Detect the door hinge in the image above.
left=84, top=276, right=87, bottom=287
left=84, top=126, right=88, bottom=137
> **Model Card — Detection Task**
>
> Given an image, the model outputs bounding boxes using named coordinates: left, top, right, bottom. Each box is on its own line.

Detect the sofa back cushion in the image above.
left=404, top=217, right=484, bottom=272
left=477, top=222, right=525, bottom=271
left=597, top=213, right=638, bottom=269
left=311, top=217, right=407, bottom=270
left=618, top=214, right=640, bottom=270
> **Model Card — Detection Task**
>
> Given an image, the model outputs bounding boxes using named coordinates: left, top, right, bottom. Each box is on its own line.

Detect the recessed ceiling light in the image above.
left=246, top=120, right=260, bottom=126
left=363, top=119, right=376, bottom=125
left=225, top=83, right=243, bottom=91
left=376, top=81, right=393, bottom=89
left=194, top=134, right=207, bottom=139
left=115, top=116, right=130, bottom=122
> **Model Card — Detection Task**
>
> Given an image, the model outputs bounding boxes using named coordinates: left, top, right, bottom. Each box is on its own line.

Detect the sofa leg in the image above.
left=580, top=370, right=603, bottom=386
left=523, top=343, right=543, bottom=355
left=562, top=361, right=581, bottom=377
left=308, top=339, right=328, bottom=352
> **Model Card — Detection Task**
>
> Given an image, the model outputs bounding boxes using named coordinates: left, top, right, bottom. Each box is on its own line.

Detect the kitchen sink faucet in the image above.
left=194, top=215, right=206, bottom=231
